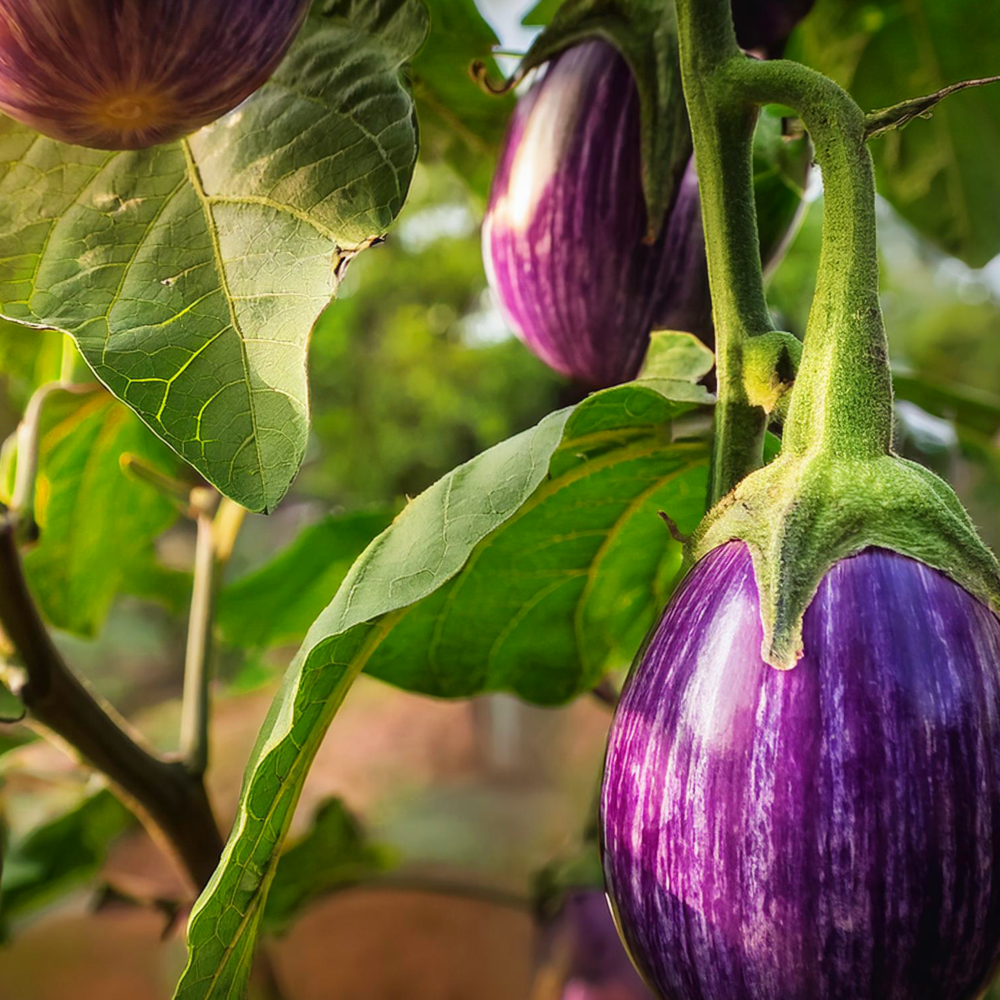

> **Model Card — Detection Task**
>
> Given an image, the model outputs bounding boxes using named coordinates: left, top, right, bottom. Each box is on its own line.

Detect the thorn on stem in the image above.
left=658, top=510, right=691, bottom=545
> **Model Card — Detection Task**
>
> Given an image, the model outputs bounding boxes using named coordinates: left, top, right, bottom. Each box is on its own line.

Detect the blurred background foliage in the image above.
left=3, top=0, right=1000, bottom=997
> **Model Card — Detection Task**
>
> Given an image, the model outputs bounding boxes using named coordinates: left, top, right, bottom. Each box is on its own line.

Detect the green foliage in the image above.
left=0, top=0, right=426, bottom=512
left=0, top=789, right=134, bottom=936
left=302, top=165, right=564, bottom=507
left=790, top=0, right=1000, bottom=267
left=173, top=375, right=709, bottom=1000
left=262, top=797, right=395, bottom=935
left=24, top=392, right=180, bottom=637
left=523, top=0, right=562, bottom=25
left=218, top=509, right=395, bottom=652
left=413, top=0, right=513, bottom=201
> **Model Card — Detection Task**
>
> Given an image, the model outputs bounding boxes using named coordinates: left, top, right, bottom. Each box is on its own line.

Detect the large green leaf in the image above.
left=413, top=0, right=514, bottom=200
left=24, top=391, right=180, bottom=636
left=0, top=0, right=427, bottom=513
left=790, top=0, right=1000, bottom=267
left=218, top=509, right=395, bottom=652
left=262, top=798, right=394, bottom=935
left=173, top=347, right=711, bottom=1000
left=0, top=789, right=134, bottom=936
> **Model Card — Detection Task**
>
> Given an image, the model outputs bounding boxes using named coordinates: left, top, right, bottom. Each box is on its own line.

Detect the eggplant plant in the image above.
left=1, top=1, right=1000, bottom=999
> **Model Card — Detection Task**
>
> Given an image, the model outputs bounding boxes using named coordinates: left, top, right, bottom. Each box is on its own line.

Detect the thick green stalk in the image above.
left=674, top=0, right=776, bottom=504
left=737, top=58, right=893, bottom=458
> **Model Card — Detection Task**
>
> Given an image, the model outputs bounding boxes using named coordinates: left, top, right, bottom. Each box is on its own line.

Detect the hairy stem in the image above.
left=0, top=517, right=224, bottom=890
left=674, top=0, right=775, bottom=503
left=736, top=58, right=891, bottom=458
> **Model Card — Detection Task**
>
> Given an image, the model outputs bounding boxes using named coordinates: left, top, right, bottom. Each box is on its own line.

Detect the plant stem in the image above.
left=736, top=59, right=891, bottom=458
left=674, top=0, right=776, bottom=504
left=180, top=496, right=217, bottom=775
left=0, top=516, right=224, bottom=890
left=180, top=493, right=246, bottom=776
left=675, top=0, right=893, bottom=483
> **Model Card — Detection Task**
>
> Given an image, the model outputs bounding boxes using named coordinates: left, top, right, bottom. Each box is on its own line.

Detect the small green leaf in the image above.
left=790, top=0, right=1000, bottom=267
left=262, top=798, right=394, bottom=935
left=173, top=378, right=709, bottom=1000
left=0, top=0, right=427, bottom=512
left=638, top=331, right=716, bottom=391
left=0, top=789, right=134, bottom=935
left=218, top=509, right=395, bottom=652
left=24, top=392, right=180, bottom=636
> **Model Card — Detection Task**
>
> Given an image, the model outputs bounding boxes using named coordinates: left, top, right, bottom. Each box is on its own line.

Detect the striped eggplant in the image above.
left=533, top=889, right=655, bottom=1000
left=0, top=0, right=310, bottom=149
left=601, top=541, right=1000, bottom=1000
left=481, top=38, right=809, bottom=388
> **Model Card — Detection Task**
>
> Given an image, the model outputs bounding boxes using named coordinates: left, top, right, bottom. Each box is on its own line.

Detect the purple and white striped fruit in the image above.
left=601, top=541, right=1000, bottom=1000
left=0, top=0, right=310, bottom=150
left=533, top=889, right=654, bottom=1000
left=482, top=40, right=711, bottom=388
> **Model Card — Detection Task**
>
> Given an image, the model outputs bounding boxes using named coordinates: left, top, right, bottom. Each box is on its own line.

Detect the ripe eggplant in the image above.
left=482, top=40, right=809, bottom=387
left=0, top=0, right=310, bottom=149
left=601, top=540, right=1000, bottom=1000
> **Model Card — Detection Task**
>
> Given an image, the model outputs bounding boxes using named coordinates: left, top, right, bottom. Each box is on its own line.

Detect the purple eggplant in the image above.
left=482, top=40, right=710, bottom=388
left=601, top=541, right=1000, bottom=1000
left=533, top=889, right=655, bottom=1000
left=0, top=0, right=310, bottom=149
left=481, top=38, right=810, bottom=388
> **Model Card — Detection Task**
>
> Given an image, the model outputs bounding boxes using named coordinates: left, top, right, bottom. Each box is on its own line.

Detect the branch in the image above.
left=865, top=76, right=1000, bottom=140
left=0, top=515, right=224, bottom=891
left=180, top=491, right=246, bottom=776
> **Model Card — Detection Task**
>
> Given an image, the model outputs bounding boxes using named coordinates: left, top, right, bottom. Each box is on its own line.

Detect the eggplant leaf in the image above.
left=173, top=365, right=711, bottom=1000
left=0, top=0, right=427, bottom=512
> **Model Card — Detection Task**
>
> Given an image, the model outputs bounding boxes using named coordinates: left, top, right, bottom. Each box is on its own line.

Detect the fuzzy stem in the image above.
left=674, top=0, right=775, bottom=504
left=736, top=58, right=892, bottom=458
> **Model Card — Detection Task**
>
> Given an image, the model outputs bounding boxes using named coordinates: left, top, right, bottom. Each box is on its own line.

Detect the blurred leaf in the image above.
left=0, top=0, right=426, bottom=512
left=893, top=369, right=1000, bottom=438
left=119, top=557, right=194, bottom=619
left=790, top=0, right=1000, bottom=266
left=24, top=392, right=180, bottom=636
left=0, top=789, right=134, bottom=935
left=0, top=322, right=63, bottom=412
left=262, top=798, right=394, bottom=935
left=218, top=509, right=395, bottom=652
left=413, top=0, right=513, bottom=200
left=523, top=0, right=561, bottom=25
left=173, top=378, right=709, bottom=1000
left=0, top=677, right=23, bottom=724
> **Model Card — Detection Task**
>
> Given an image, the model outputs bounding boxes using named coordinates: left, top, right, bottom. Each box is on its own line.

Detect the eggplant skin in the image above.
left=601, top=542, right=1000, bottom=1000
left=0, top=0, right=310, bottom=149
left=533, top=889, right=655, bottom=1000
left=482, top=40, right=712, bottom=389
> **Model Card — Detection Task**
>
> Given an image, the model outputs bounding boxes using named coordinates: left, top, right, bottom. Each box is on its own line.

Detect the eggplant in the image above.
left=0, top=0, right=310, bottom=149
left=481, top=40, right=810, bottom=388
left=601, top=540, right=1000, bottom=1000
left=533, top=888, right=655, bottom=1000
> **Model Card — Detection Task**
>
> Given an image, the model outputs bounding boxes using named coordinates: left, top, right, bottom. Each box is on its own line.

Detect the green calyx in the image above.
left=477, top=0, right=690, bottom=240
left=672, top=0, right=1000, bottom=671
left=690, top=447, right=1000, bottom=670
